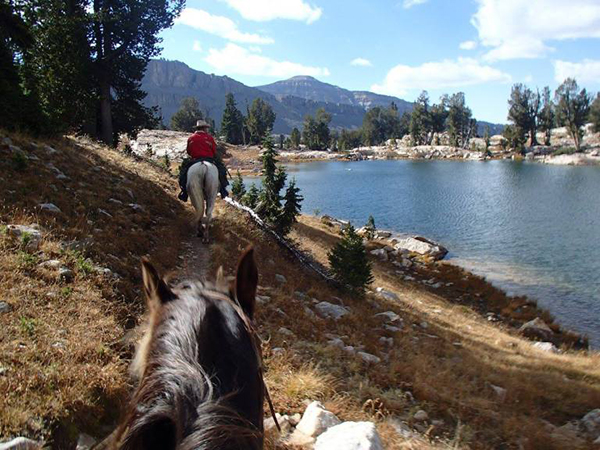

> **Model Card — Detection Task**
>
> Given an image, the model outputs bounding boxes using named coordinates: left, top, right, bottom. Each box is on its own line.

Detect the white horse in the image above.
left=187, top=161, right=219, bottom=243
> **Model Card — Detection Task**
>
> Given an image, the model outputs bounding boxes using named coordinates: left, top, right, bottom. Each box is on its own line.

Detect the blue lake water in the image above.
left=245, top=160, right=600, bottom=344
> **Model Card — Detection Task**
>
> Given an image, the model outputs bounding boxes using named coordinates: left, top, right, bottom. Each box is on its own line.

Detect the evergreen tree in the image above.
left=290, top=127, right=301, bottom=149
left=410, top=91, right=431, bottom=146
left=508, top=84, right=540, bottom=147
left=447, top=92, right=473, bottom=148
left=555, top=78, right=591, bottom=151
left=221, top=93, right=244, bottom=144
left=231, top=170, right=246, bottom=200
left=0, top=1, right=36, bottom=130
left=538, top=86, right=555, bottom=145
left=276, top=179, right=303, bottom=236
left=247, top=98, right=276, bottom=144
left=241, top=183, right=260, bottom=209
left=429, top=97, right=449, bottom=142
left=328, top=224, right=373, bottom=292
left=503, top=124, right=526, bottom=153
left=302, top=109, right=331, bottom=150
left=590, top=94, right=600, bottom=133
left=171, top=97, right=203, bottom=131
left=256, top=136, right=286, bottom=224
left=364, top=215, right=376, bottom=240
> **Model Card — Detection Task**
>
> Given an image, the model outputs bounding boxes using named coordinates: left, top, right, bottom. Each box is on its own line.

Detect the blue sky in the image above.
left=158, top=0, right=600, bottom=124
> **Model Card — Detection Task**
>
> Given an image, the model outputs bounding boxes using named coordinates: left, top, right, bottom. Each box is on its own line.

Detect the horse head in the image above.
left=112, top=247, right=264, bottom=450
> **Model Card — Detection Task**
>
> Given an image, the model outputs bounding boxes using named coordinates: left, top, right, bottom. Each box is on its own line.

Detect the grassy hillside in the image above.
left=0, top=132, right=189, bottom=446
left=1, top=131, right=599, bottom=449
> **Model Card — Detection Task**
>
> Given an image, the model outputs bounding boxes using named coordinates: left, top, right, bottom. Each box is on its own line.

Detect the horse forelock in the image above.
left=116, top=281, right=263, bottom=450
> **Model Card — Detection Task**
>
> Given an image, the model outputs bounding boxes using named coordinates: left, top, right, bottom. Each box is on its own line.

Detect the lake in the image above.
left=246, top=159, right=600, bottom=344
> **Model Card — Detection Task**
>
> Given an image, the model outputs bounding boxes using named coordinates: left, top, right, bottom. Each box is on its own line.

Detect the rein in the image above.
left=202, top=287, right=281, bottom=433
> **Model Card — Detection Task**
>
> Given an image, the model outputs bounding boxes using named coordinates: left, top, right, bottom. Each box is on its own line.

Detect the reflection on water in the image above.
left=247, top=160, right=600, bottom=344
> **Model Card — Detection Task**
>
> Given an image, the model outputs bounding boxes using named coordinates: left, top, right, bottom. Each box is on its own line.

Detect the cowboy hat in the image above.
left=195, top=119, right=210, bottom=129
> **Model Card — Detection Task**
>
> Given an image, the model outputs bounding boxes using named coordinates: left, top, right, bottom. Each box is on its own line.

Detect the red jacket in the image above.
left=187, top=131, right=216, bottom=159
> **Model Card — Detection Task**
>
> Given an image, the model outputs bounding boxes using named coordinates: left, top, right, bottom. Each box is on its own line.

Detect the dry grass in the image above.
left=208, top=204, right=600, bottom=449
left=0, top=131, right=190, bottom=445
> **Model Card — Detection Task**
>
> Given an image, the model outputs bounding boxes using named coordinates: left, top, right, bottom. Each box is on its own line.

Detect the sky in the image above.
left=157, top=0, right=600, bottom=124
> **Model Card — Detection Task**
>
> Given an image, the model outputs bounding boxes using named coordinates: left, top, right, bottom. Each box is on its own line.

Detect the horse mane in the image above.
left=108, top=278, right=263, bottom=450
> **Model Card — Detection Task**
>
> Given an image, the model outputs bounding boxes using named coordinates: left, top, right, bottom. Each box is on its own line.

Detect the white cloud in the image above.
left=371, top=58, right=511, bottom=96
left=220, top=0, right=322, bottom=23
left=175, top=8, right=274, bottom=45
left=402, top=0, right=428, bottom=8
left=205, top=43, right=330, bottom=78
left=351, top=58, right=372, bottom=67
left=472, top=0, right=600, bottom=61
left=459, top=40, right=477, bottom=50
left=554, top=59, right=600, bottom=83
left=193, top=41, right=202, bottom=52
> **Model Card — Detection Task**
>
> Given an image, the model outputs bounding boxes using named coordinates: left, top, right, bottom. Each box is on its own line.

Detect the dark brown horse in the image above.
left=100, top=248, right=265, bottom=450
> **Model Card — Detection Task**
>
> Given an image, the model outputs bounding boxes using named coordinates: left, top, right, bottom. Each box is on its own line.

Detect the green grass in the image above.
left=19, top=317, right=37, bottom=337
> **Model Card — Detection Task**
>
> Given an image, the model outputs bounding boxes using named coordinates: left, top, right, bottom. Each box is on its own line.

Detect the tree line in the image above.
left=505, top=78, right=600, bottom=152
left=1, top=0, right=184, bottom=146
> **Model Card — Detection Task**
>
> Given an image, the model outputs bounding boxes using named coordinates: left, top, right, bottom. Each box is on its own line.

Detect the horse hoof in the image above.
left=202, top=237, right=209, bottom=245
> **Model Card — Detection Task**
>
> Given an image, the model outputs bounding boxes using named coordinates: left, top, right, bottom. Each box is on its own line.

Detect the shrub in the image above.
left=328, top=224, right=373, bottom=292
left=231, top=170, right=246, bottom=200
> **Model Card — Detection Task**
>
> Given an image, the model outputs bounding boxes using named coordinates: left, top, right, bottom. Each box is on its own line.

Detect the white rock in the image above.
left=76, top=433, right=97, bottom=450
left=296, top=401, right=341, bottom=437
left=39, top=259, right=61, bottom=269
left=370, top=248, right=388, bottom=261
left=394, top=236, right=448, bottom=260
left=315, top=302, right=349, bottom=320
left=275, top=274, right=287, bottom=284
left=374, top=311, right=401, bottom=323
left=581, top=409, right=600, bottom=439
left=286, top=429, right=315, bottom=446
left=7, top=225, right=42, bottom=251
left=0, top=437, right=42, bottom=449
left=38, top=203, right=61, bottom=214
left=413, top=410, right=429, bottom=422
left=314, top=421, right=383, bottom=450
left=358, top=352, right=381, bottom=364
left=532, top=342, right=560, bottom=353
left=278, top=327, right=294, bottom=336
left=375, top=287, right=398, bottom=301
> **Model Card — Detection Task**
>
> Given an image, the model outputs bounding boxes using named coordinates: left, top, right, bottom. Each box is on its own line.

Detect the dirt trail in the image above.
left=173, top=237, right=211, bottom=283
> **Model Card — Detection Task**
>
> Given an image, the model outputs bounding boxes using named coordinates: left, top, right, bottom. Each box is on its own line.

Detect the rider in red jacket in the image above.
left=178, top=120, right=229, bottom=201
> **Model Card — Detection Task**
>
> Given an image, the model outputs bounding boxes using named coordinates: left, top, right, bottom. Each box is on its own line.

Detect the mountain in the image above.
left=141, top=59, right=504, bottom=136
left=256, top=76, right=413, bottom=113
left=142, top=60, right=368, bottom=134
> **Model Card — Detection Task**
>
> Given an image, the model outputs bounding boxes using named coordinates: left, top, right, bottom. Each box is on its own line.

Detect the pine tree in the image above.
left=171, top=97, right=203, bottom=131
left=555, top=78, right=591, bottom=151
left=241, top=183, right=260, bottom=209
left=290, top=127, right=301, bottom=149
left=247, top=98, right=276, bottom=144
left=410, top=91, right=431, bottom=146
left=221, top=93, right=244, bottom=144
left=276, top=179, right=303, bottom=236
left=256, top=136, right=286, bottom=224
left=328, top=224, right=373, bottom=292
left=508, top=84, right=540, bottom=147
left=231, top=170, right=246, bottom=200
left=364, top=215, right=376, bottom=240
left=538, top=87, right=555, bottom=146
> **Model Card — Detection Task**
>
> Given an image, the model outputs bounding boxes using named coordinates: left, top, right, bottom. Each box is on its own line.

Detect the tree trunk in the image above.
left=99, top=73, right=113, bottom=146
left=530, top=127, right=539, bottom=146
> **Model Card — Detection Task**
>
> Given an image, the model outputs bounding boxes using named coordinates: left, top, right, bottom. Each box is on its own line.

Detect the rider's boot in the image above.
left=178, top=189, right=188, bottom=202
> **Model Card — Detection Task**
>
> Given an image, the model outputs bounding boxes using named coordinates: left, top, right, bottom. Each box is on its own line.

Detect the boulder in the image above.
left=580, top=409, right=600, bottom=440
left=296, top=401, right=341, bottom=438
left=532, top=342, right=560, bottom=353
left=38, top=203, right=62, bottom=214
left=315, top=302, right=349, bottom=320
left=519, top=318, right=554, bottom=341
left=393, top=236, right=448, bottom=260
left=7, top=225, right=42, bottom=251
left=369, top=248, right=388, bottom=261
left=376, top=287, right=398, bottom=301
left=76, top=434, right=97, bottom=450
left=413, top=410, right=429, bottom=422
left=275, top=274, right=287, bottom=284
left=315, top=421, right=383, bottom=450
left=0, top=302, right=12, bottom=313
left=374, top=311, right=401, bottom=323
left=358, top=352, right=381, bottom=364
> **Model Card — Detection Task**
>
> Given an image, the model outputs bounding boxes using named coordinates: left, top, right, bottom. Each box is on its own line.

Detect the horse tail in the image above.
left=187, top=163, right=207, bottom=224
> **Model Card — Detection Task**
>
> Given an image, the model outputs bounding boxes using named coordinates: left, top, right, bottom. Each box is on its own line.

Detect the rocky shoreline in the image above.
left=317, top=214, right=589, bottom=350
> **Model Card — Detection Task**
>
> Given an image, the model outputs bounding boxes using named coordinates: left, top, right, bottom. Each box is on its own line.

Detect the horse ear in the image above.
left=141, top=258, right=173, bottom=306
left=235, top=246, right=258, bottom=319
